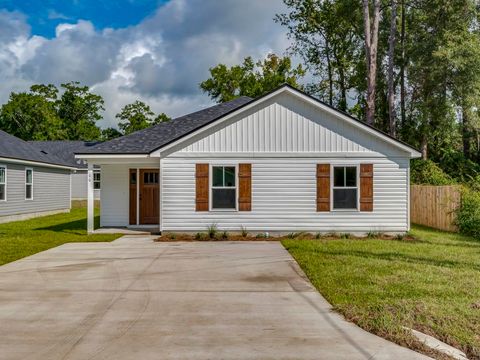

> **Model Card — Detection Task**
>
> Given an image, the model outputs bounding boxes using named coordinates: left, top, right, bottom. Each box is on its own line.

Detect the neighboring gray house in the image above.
left=30, top=141, right=102, bottom=200
left=0, top=131, right=74, bottom=223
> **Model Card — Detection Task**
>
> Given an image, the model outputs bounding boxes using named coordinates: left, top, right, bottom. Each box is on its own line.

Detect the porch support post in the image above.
left=87, top=162, right=94, bottom=234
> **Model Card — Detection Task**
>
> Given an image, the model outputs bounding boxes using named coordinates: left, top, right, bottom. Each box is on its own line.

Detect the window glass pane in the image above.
left=0, top=168, right=5, bottom=183
left=26, top=169, right=32, bottom=184
left=0, top=184, right=5, bottom=200
left=333, top=189, right=357, bottom=209
left=26, top=184, right=32, bottom=199
left=334, top=167, right=344, bottom=187
left=130, top=172, right=136, bottom=184
left=212, top=166, right=223, bottom=187
left=345, top=167, right=357, bottom=187
left=212, top=188, right=236, bottom=209
left=224, top=166, right=235, bottom=187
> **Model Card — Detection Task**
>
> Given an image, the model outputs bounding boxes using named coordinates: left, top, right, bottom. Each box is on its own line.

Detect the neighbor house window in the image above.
left=93, top=170, right=101, bottom=190
left=25, top=168, right=33, bottom=200
left=211, top=166, right=236, bottom=209
left=332, top=166, right=357, bottom=210
left=0, top=165, right=6, bottom=201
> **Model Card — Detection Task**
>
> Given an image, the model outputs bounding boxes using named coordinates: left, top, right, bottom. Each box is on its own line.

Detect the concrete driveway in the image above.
left=0, top=237, right=430, bottom=360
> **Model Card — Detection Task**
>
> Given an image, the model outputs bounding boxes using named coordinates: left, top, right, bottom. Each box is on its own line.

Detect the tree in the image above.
left=362, top=0, right=381, bottom=125
left=0, top=85, right=64, bottom=141
left=387, top=0, right=398, bottom=137
left=101, top=127, right=122, bottom=141
left=200, top=54, right=305, bottom=103
left=117, top=101, right=170, bottom=135
left=276, top=0, right=362, bottom=111
left=57, top=81, right=104, bottom=141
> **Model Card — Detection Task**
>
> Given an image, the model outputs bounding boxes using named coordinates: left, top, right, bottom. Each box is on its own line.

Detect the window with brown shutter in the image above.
left=195, top=164, right=209, bottom=211
left=316, top=164, right=330, bottom=212
left=238, top=164, right=251, bottom=211
left=360, top=164, right=374, bottom=211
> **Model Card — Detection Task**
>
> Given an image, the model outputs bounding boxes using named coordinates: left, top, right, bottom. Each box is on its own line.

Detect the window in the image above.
left=332, top=166, right=357, bottom=210
left=211, top=166, right=236, bottom=209
left=0, top=165, right=6, bottom=201
left=93, top=170, right=101, bottom=190
left=25, top=168, right=33, bottom=200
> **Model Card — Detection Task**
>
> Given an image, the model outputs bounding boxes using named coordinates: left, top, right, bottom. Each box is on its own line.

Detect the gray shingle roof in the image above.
left=77, top=96, right=253, bottom=154
left=0, top=130, right=73, bottom=168
left=29, top=141, right=102, bottom=168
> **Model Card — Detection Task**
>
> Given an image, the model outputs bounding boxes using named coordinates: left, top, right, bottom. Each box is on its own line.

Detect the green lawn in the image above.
left=0, top=207, right=122, bottom=266
left=282, top=226, right=480, bottom=359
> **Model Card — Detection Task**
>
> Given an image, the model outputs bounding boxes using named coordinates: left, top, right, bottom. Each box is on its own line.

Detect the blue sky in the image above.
left=0, top=0, right=289, bottom=127
left=2, top=0, right=167, bottom=37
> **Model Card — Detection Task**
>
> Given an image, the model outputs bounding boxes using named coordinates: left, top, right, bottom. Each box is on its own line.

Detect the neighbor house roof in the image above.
left=29, top=141, right=102, bottom=168
left=0, top=130, right=74, bottom=168
left=76, top=84, right=420, bottom=157
left=76, top=96, right=253, bottom=155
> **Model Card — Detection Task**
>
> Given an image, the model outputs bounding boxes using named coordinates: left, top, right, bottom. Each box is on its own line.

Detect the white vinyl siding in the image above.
left=71, top=170, right=100, bottom=200
left=0, top=162, right=70, bottom=218
left=160, top=157, right=409, bottom=233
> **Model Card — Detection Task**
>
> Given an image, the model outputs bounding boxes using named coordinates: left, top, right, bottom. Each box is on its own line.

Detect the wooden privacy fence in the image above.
left=410, top=185, right=461, bottom=232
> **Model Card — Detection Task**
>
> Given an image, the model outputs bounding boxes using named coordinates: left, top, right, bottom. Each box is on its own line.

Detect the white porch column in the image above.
left=87, top=162, right=94, bottom=234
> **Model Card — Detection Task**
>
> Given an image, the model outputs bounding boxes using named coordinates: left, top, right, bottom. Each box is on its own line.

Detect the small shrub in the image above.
left=240, top=225, right=248, bottom=238
left=287, top=231, right=307, bottom=239
left=195, top=232, right=205, bottom=240
left=340, top=233, right=351, bottom=239
left=394, top=233, right=405, bottom=240
left=367, top=231, right=381, bottom=239
left=410, top=159, right=454, bottom=185
left=315, top=233, right=322, bottom=239
left=169, top=233, right=176, bottom=240
left=256, top=233, right=266, bottom=239
left=286, top=232, right=296, bottom=239
left=221, top=231, right=229, bottom=240
left=456, top=188, right=480, bottom=239
left=207, top=223, right=218, bottom=239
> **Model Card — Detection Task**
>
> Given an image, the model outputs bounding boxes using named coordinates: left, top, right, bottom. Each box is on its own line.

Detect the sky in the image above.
left=0, top=0, right=292, bottom=128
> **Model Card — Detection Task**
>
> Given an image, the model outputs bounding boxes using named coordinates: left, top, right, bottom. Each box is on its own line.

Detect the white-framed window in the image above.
left=93, top=170, right=101, bottom=190
left=332, top=165, right=358, bottom=210
left=210, top=165, right=237, bottom=210
left=0, top=165, right=6, bottom=201
left=25, top=168, right=33, bottom=200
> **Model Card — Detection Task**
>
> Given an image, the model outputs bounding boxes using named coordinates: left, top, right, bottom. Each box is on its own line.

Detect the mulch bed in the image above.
left=154, top=232, right=417, bottom=242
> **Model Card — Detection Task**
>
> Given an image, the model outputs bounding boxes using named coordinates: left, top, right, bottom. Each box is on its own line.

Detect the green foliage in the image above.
left=194, top=232, right=206, bottom=240
left=436, top=150, right=480, bottom=184
left=117, top=100, right=170, bottom=135
left=207, top=223, right=218, bottom=239
left=57, top=82, right=104, bottom=140
left=100, top=127, right=122, bottom=141
left=255, top=232, right=267, bottom=239
left=410, top=159, right=454, bottom=185
left=221, top=231, right=229, bottom=240
left=456, top=188, right=480, bottom=239
left=240, top=225, right=248, bottom=238
left=200, top=53, right=305, bottom=103
left=0, top=85, right=64, bottom=140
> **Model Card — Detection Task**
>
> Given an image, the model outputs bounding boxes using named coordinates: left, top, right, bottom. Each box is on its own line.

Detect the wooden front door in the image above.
left=139, top=169, right=159, bottom=224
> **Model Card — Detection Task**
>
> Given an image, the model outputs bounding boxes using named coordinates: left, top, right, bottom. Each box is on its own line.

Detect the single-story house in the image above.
left=0, top=130, right=74, bottom=223
left=30, top=141, right=102, bottom=200
left=76, top=84, right=421, bottom=234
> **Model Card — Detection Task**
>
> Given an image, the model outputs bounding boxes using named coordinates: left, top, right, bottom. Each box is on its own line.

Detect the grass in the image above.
left=282, top=225, right=480, bottom=359
left=0, top=207, right=122, bottom=266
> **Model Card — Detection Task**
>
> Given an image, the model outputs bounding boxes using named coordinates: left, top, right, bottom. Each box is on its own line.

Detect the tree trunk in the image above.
left=325, top=40, right=334, bottom=106
left=400, top=0, right=406, bottom=127
left=462, top=107, right=472, bottom=159
left=421, top=136, right=428, bottom=160
left=363, top=0, right=381, bottom=126
left=388, top=0, right=398, bottom=137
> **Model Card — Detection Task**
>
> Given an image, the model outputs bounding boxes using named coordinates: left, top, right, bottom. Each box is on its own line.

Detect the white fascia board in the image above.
left=151, top=86, right=421, bottom=159
left=0, top=157, right=75, bottom=170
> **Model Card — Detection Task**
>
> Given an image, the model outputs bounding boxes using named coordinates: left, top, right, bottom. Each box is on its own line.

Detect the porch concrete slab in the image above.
left=0, top=238, right=431, bottom=360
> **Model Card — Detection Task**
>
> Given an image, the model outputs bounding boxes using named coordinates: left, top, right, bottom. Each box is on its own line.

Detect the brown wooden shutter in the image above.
left=238, top=164, right=252, bottom=211
left=195, top=164, right=209, bottom=211
left=360, top=164, right=374, bottom=212
left=316, top=164, right=330, bottom=212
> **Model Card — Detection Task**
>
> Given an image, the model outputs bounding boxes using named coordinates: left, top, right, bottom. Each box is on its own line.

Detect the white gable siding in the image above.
left=160, top=157, right=409, bottom=233
left=177, top=93, right=407, bottom=157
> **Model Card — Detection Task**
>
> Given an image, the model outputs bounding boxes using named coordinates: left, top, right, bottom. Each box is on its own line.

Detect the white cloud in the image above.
left=0, top=0, right=292, bottom=128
